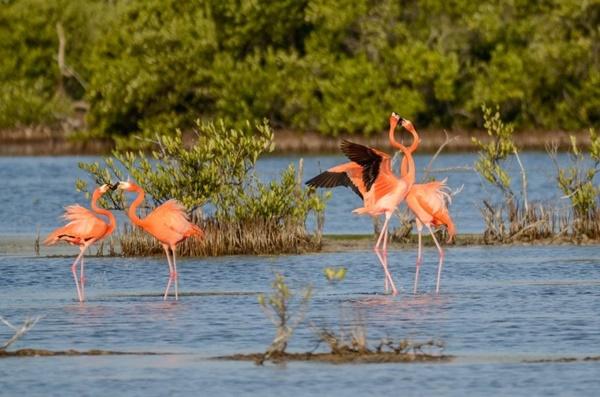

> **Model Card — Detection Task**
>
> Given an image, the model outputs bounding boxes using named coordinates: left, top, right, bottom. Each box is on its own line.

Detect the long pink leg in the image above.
left=413, top=221, right=423, bottom=294
left=427, top=225, right=445, bottom=293
left=384, top=271, right=389, bottom=292
left=374, top=249, right=390, bottom=293
left=373, top=213, right=397, bottom=295
left=171, top=246, right=179, bottom=301
left=373, top=216, right=391, bottom=292
left=80, top=255, right=85, bottom=300
left=71, top=247, right=87, bottom=302
left=162, top=245, right=174, bottom=300
left=381, top=214, right=398, bottom=295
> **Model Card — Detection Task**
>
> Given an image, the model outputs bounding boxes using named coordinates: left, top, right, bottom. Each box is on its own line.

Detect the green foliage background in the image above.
left=1, top=0, right=598, bottom=137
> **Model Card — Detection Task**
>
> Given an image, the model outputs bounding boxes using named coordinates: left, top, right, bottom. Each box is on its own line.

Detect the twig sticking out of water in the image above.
left=34, top=226, right=40, bottom=256
left=423, top=130, right=458, bottom=181
left=316, top=326, right=445, bottom=357
left=0, top=316, right=41, bottom=350
left=257, top=273, right=312, bottom=365
left=313, top=310, right=445, bottom=358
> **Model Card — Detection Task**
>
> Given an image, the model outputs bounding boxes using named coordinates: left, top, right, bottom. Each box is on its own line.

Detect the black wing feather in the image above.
left=340, top=140, right=383, bottom=191
left=305, top=171, right=363, bottom=199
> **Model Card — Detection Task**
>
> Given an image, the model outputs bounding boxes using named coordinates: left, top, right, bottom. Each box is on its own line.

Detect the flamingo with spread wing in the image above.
left=306, top=113, right=414, bottom=295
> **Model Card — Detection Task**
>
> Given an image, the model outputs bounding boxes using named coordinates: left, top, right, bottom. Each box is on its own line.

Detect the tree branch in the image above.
left=0, top=316, right=41, bottom=350
left=423, top=130, right=458, bottom=180
left=513, top=150, right=529, bottom=212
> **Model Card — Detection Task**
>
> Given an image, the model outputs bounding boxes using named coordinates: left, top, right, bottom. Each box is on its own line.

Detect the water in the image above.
left=1, top=155, right=600, bottom=396
left=1, top=245, right=600, bottom=396
left=0, top=152, right=576, bottom=235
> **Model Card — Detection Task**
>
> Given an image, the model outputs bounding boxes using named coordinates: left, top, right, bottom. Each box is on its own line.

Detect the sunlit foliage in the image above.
left=76, top=119, right=329, bottom=254
left=1, top=0, right=598, bottom=137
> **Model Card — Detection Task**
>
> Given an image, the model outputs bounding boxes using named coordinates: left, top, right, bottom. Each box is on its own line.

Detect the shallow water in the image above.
left=1, top=154, right=599, bottom=395
left=1, top=245, right=600, bottom=396
left=0, top=152, right=575, bottom=235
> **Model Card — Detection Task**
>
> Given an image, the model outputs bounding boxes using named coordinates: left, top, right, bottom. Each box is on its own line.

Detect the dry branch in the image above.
left=0, top=316, right=41, bottom=350
left=55, top=22, right=88, bottom=91
left=423, top=130, right=458, bottom=180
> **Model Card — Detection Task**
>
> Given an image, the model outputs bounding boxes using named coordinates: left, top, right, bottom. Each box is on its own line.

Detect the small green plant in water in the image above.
left=549, top=129, right=600, bottom=238
left=472, top=105, right=555, bottom=242
left=472, top=105, right=522, bottom=202
left=257, top=273, right=312, bottom=364
left=323, top=266, right=347, bottom=283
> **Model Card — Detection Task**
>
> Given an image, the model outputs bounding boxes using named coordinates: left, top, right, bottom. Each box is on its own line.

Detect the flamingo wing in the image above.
left=410, top=182, right=456, bottom=241
left=144, top=199, right=195, bottom=236
left=418, top=179, right=452, bottom=208
left=305, top=162, right=365, bottom=199
left=45, top=205, right=108, bottom=244
left=340, top=140, right=402, bottom=202
left=412, top=189, right=438, bottom=216
left=340, top=140, right=390, bottom=191
left=412, top=182, right=451, bottom=217
left=340, top=140, right=392, bottom=192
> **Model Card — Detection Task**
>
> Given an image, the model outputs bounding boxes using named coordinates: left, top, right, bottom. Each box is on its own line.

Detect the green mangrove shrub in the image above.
left=76, top=119, right=328, bottom=255
left=473, top=105, right=553, bottom=242
left=549, top=129, right=600, bottom=239
left=3, top=0, right=599, bottom=139
left=0, top=0, right=113, bottom=128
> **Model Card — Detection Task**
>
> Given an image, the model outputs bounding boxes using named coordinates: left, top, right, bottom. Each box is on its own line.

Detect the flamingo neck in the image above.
left=127, top=184, right=146, bottom=227
left=389, top=121, right=415, bottom=183
left=91, top=190, right=116, bottom=236
left=400, top=127, right=420, bottom=179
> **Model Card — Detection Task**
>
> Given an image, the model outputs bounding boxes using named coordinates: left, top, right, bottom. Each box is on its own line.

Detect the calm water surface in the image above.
left=1, top=155, right=599, bottom=396
left=1, top=245, right=600, bottom=396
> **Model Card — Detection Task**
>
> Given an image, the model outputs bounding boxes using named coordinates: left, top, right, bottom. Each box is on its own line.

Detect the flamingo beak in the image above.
left=110, top=182, right=120, bottom=191
left=391, top=112, right=405, bottom=123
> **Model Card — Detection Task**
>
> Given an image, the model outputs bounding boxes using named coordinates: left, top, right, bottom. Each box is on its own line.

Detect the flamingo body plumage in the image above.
left=44, top=184, right=116, bottom=302
left=397, top=120, right=456, bottom=293
left=306, top=113, right=413, bottom=295
left=116, top=181, right=203, bottom=300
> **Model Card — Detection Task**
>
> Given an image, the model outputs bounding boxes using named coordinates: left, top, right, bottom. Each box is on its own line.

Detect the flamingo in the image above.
left=44, top=184, right=116, bottom=302
left=306, top=113, right=414, bottom=295
left=395, top=119, right=456, bottom=293
left=114, top=181, right=204, bottom=300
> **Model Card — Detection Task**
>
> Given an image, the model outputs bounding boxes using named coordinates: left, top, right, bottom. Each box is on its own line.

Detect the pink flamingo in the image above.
left=44, top=184, right=116, bottom=302
left=115, top=181, right=204, bottom=300
left=396, top=119, right=456, bottom=293
left=307, top=113, right=414, bottom=295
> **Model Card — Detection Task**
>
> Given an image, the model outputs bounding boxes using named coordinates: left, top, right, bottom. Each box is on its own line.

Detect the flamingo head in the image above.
left=91, top=184, right=112, bottom=200
left=113, top=181, right=135, bottom=191
left=390, top=112, right=401, bottom=128
left=401, top=117, right=416, bottom=133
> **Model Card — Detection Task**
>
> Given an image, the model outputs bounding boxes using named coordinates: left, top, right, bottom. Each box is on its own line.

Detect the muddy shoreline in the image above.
left=215, top=351, right=452, bottom=364
left=2, top=348, right=598, bottom=365
left=0, top=127, right=589, bottom=156
left=0, top=348, right=168, bottom=358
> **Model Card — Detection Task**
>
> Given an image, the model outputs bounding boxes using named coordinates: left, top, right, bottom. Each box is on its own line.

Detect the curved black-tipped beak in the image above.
left=392, top=112, right=405, bottom=123
left=109, top=182, right=120, bottom=191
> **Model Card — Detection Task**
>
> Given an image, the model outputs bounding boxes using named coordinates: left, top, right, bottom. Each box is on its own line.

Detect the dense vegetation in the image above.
left=474, top=106, right=600, bottom=242
left=77, top=119, right=329, bottom=255
left=1, top=0, right=598, bottom=142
